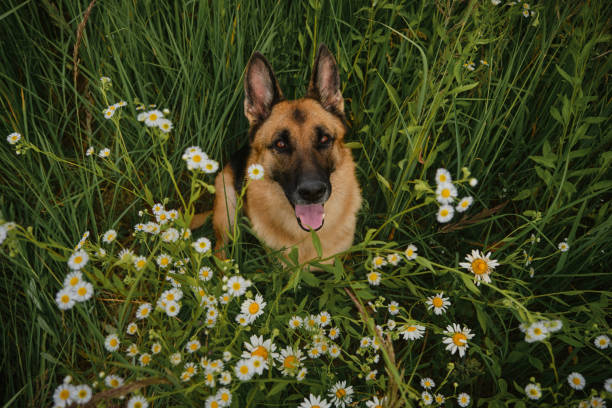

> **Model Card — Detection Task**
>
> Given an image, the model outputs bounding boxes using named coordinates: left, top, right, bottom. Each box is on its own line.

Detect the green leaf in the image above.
left=267, top=381, right=288, bottom=397
left=310, top=230, right=322, bottom=258
left=301, top=270, right=320, bottom=287
left=449, top=82, right=479, bottom=95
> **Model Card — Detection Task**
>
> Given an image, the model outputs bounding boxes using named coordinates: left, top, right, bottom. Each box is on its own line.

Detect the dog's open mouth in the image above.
left=295, top=204, right=325, bottom=231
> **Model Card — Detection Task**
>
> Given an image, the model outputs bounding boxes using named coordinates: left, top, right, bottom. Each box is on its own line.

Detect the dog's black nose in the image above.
left=297, top=180, right=327, bottom=203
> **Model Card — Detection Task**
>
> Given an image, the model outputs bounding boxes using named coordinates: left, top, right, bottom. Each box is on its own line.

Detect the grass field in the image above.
left=1, top=0, right=611, bottom=407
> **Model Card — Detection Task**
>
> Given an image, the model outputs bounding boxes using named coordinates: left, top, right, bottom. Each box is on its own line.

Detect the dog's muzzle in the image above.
left=293, top=180, right=329, bottom=231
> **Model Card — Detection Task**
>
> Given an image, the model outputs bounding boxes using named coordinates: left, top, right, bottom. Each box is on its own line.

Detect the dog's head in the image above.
left=243, top=44, right=346, bottom=232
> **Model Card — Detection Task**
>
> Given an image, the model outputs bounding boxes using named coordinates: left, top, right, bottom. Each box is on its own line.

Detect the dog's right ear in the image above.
left=244, top=52, right=283, bottom=126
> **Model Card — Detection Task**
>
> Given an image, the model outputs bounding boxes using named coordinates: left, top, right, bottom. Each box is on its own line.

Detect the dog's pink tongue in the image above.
left=295, top=204, right=324, bottom=230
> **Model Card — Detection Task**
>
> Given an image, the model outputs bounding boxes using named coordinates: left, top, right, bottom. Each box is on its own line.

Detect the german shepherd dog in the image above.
left=196, top=44, right=361, bottom=264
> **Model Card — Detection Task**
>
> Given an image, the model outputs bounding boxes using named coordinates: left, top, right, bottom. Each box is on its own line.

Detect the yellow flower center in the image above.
left=161, top=258, right=169, bottom=266
left=374, top=258, right=382, bottom=265
left=137, top=260, right=146, bottom=268
left=432, top=297, right=443, bottom=308
left=134, top=402, right=142, bottom=408
left=206, top=164, right=213, bottom=170
left=211, top=402, right=219, bottom=408
left=70, top=277, right=79, bottom=286
left=440, top=209, right=449, bottom=217
left=251, top=345, right=268, bottom=359
left=471, top=259, right=488, bottom=275
left=167, top=293, right=175, bottom=301
left=141, top=355, right=150, bottom=364
left=452, top=332, right=467, bottom=347
left=221, top=393, right=229, bottom=401
left=530, top=389, right=538, bottom=395
left=190, top=343, right=198, bottom=350
left=461, top=200, right=468, bottom=208
left=78, top=287, right=87, bottom=296
left=600, top=339, right=607, bottom=345
left=335, top=388, right=346, bottom=399
left=240, top=365, right=249, bottom=374
left=193, top=155, right=202, bottom=163
left=232, top=282, right=241, bottom=291
left=61, top=295, right=70, bottom=303
left=283, top=355, right=297, bottom=369
left=59, top=389, right=70, bottom=400
left=439, top=175, right=447, bottom=182
left=149, top=114, right=158, bottom=121
left=249, top=302, right=260, bottom=314
left=572, top=377, right=581, bottom=385
left=320, top=315, right=327, bottom=323
left=533, top=328, right=542, bottom=336
left=74, top=256, right=83, bottom=264
left=293, top=320, right=300, bottom=327
left=406, top=249, right=413, bottom=256
left=141, top=308, right=149, bottom=316
left=368, top=273, right=378, bottom=281
left=78, top=390, right=87, bottom=398
left=110, top=379, right=119, bottom=387
left=110, top=338, right=118, bottom=347
left=441, top=188, right=451, bottom=198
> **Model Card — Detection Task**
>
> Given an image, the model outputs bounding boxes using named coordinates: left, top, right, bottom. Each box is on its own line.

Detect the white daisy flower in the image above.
left=71, top=384, right=92, bottom=404
left=105, top=374, right=124, bottom=388
left=104, top=333, right=120, bottom=352
left=288, top=315, right=303, bottom=329
left=247, top=164, right=265, bottom=180
left=227, top=276, right=250, bottom=297
left=240, top=294, right=266, bottom=323
left=469, top=177, right=478, bottom=186
left=7, top=132, right=21, bottom=144
left=85, top=146, right=94, bottom=156
left=526, top=321, right=548, bottom=342
left=442, top=323, right=475, bottom=357
left=136, top=302, right=152, bottom=319
left=420, top=377, right=435, bottom=389
left=427, top=292, right=451, bottom=315
left=186, top=339, right=201, bottom=353
left=421, top=391, right=433, bottom=405
left=156, top=253, right=172, bottom=268
left=365, top=396, right=386, bottom=408
left=590, top=397, right=605, bottom=408
left=234, top=358, right=255, bottom=381
left=328, top=326, right=340, bottom=340
left=457, top=392, right=471, bottom=407
left=133, top=256, right=147, bottom=270
left=157, top=118, right=173, bottom=133
left=387, top=319, right=397, bottom=330
left=400, top=323, right=425, bottom=341
left=144, top=110, right=164, bottom=127
left=558, top=241, right=570, bottom=252
left=328, top=344, right=341, bottom=358
left=567, top=372, right=586, bottom=390
left=436, top=182, right=457, bottom=204
left=459, top=249, right=500, bottom=286
left=387, top=252, right=402, bottom=266
left=366, top=271, right=381, bottom=286
left=437, top=204, right=454, bottom=223
left=328, top=380, right=353, bottom=408
left=98, top=148, right=110, bottom=158
left=545, top=319, right=563, bottom=333
left=299, top=394, right=331, bottom=408
left=435, top=168, right=452, bottom=184
left=365, top=370, right=377, bottom=382
left=594, top=334, right=610, bottom=349
left=100, top=76, right=111, bottom=84
left=72, top=281, right=94, bottom=302
left=359, top=337, right=371, bottom=348
left=605, top=378, right=612, bottom=392
left=202, top=159, right=220, bottom=174
left=126, top=322, right=138, bottom=335
left=276, top=346, right=304, bottom=376
left=318, top=311, right=331, bottom=327
left=126, top=343, right=139, bottom=357
left=53, top=383, right=74, bottom=407
left=127, top=395, right=149, bottom=408
left=372, top=255, right=387, bottom=269
left=216, top=388, right=232, bottom=407
left=434, top=394, right=445, bottom=404
left=161, top=228, right=179, bottom=243
left=525, top=383, right=541, bottom=400
left=55, top=288, right=76, bottom=310
left=68, top=250, right=89, bottom=270
left=456, top=196, right=473, bottom=212
left=388, top=300, right=400, bottom=315
left=192, top=237, right=212, bottom=253
left=199, top=266, right=213, bottom=281
left=169, top=352, right=182, bottom=366
left=151, top=342, right=162, bottom=354
left=242, top=335, right=277, bottom=363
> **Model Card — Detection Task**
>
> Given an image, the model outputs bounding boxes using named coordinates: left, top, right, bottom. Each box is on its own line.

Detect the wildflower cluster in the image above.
left=519, top=319, right=563, bottom=343
left=52, top=379, right=92, bottom=407
left=137, top=108, right=173, bottom=133
left=182, top=146, right=219, bottom=173
left=55, top=239, right=95, bottom=310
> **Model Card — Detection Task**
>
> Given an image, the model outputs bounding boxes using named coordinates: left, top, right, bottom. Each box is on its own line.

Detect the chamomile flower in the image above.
left=545, top=319, right=563, bottom=332
left=329, top=344, right=341, bottom=358
left=71, top=384, right=92, bottom=404
left=86, top=146, right=94, bottom=156
left=242, top=335, right=277, bottom=362
left=366, top=271, right=381, bottom=286
left=227, top=276, right=250, bottom=297
left=491, top=0, right=501, bottom=5
left=186, top=339, right=201, bottom=353
left=100, top=76, right=111, bottom=84
left=139, top=353, right=152, bottom=366
left=104, top=333, right=120, bottom=352
left=55, top=288, right=76, bottom=310
left=590, top=397, right=605, bottom=408
left=605, top=378, right=612, bottom=392
left=240, top=294, right=266, bottom=323
left=434, top=394, right=445, bottom=404
left=307, top=346, right=323, bottom=359
left=442, top=323, right=475, bottom=357
left=157, top=118, right=173, bottom=133
left=404, top=244, right=417, bottom=260
left=526, top=321, right=548, bottom=342
left=151, top=342, right=162, bottom=354
left=459, top=249, right=500, bottom=286
left=436, top=182, right=458, bottom=204
left=480, top=59, right=489, bottom=66
left=98, top=148, right=110, bottom=158
left=318, top=311, right=332, bottom=327
left=366, top=370, right=377, bottom=381
left=299, top=394, right=331, bottom=408
left=234, top=358, right=255, bottom=381
left=7, top=132, right=21, bottom=144
left=400, top=324, right=425, bottom=341
left=288, top=315, right=303, bottom=329
left=427, top=292, right=451, bottom=315
left=594, top=335, right=610, bottom=349
left=469, top=177, right=478, bottom=187
left=68, top=250, right=89, bottom=270
left=421, top=391, right=433, bottom=405
left=558, top=241, right=570, bottom=252
left=567, top=372, right=586, bottom=390
left=217, top=388, right=232, bottom=406
left=276, top=346, right=304, bottom=376
left=202, top=159, right=220, bottom=174
left=365, top=396, right=386, bottom=408
left=220, top=370, right=232, bottom=385
left=170, top=352, right=182, bottom=366
left=136, top=302, right=152, bottom=319
left=435, top=168, right=452, bottom=184
left=437, top=205, right=454, bottom=223
left=72, top=281, right=94, bottom=302
left=184, top=149, right=208, bottom=171
left=387, top=319, right=396, bottom=330
left=359, top=337, right=371, bottom=348
left=105, top=375, right=124, bottom=388
left=199, top=266, right=213, bottom=281
left=127, top=395, right=149, bottom=408
left=156, top=253, right=172, bottom=268
left=102, top=229, right=117, bottom=243
left=372, top=255, right=387, bottom=269
left=457, top=393, right=471, bottom=407
left=387, top=252, right=402, bottom=266
left=133, top=256, right=147, bottom=271
left=247, top=164, right=265, bottom=180
left=53, top=383, right=74, bottom=407
left=464, top=61, right=476, bottom=71
left=192, top=237, right=212, bottom=253
left=456, top=196, right=473, bottom=212
left=522, top=9, right=530, bottom=17
left=144, top=110, right=163, bottom=127
left=328, top=380, right=353, bottom=408
left=420, top=377, right=435, bottom=389
left=525, top=383, right=541, bottom=400
left=388, top=301, right=400, bottom=315
left=126, top=343, right=139, bottom=357
left=161, top=228, right=179, bottom=243
left=328, top=327, right=340, bottom=340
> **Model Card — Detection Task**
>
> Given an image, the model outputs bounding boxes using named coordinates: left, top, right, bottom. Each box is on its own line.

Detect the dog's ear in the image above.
left=307, top=44, right=344, bottom=115
left=244, top=52, right=283, bottom=125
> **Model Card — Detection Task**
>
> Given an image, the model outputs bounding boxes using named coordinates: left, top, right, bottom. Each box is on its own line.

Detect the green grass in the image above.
left=1, top=0, right=611, bottom=407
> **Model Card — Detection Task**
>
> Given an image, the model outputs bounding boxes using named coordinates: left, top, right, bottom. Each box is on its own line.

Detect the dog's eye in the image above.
left=319, top=134, right=330, bottom=145
left=275, top=139, right=287, bottom=150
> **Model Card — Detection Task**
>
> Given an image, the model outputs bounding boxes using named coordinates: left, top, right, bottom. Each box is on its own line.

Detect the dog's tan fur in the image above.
left=206, top=45, right=361, bottom=264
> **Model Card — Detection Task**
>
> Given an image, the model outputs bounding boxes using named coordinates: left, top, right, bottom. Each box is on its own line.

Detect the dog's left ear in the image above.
left=307, top=44, right=344, bottom=115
